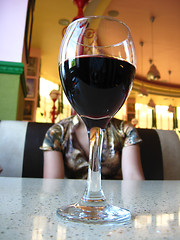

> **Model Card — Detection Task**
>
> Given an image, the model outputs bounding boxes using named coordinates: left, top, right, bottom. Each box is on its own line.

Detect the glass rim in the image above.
left=65, top=15, right=132, bottom=49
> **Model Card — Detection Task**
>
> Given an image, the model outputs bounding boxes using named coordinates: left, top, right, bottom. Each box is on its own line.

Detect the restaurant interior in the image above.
left=1, top=1, right=180, bottom=237
left=0, top=0, right=180, bottom=130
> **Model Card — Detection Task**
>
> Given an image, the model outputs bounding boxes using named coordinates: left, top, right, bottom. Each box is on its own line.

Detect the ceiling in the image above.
left=31, top=0, right=180, bottom=105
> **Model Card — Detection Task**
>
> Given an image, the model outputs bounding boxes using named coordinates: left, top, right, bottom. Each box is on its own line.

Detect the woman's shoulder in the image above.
left=110, top=118, right=135, bottom=133
left=56, top=115, right=79, bottom=128
left=40, top=115, right=79, bottom=151
left=110, top=118, right=123, bottom=128
left=109, top=118, right=142, bottom=146
left=49, top=115, right=78, bottom=133
left=109, top=118, right=125, bottom=136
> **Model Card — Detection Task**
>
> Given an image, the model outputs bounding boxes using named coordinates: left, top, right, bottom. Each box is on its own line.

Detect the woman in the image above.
left=41, top=114, right=145, bottom=180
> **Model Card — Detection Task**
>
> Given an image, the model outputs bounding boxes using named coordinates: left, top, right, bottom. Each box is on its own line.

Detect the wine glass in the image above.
left=57, top=16, right=136, bottom=223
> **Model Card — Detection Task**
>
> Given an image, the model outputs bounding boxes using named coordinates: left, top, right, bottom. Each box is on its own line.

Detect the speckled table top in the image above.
left=0, top=178, right=180, bottom=239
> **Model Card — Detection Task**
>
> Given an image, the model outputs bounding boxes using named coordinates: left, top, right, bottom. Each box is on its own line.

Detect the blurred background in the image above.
left=1, top=0, right=180, bottom=130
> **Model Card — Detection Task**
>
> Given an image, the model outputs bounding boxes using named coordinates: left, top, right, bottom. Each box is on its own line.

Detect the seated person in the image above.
left=41, top=114, right=145, bottom=180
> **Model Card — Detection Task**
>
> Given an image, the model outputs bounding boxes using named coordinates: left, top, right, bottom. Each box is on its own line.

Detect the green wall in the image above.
left=0, top=61, right=27, bottom=120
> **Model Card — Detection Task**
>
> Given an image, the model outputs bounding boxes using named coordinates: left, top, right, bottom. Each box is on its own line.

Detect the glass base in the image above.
left=57, top=202, right=131, bottom=224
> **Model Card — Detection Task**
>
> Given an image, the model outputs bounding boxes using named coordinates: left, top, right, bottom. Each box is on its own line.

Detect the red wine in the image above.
left=59, top=55, right=135, bottom=129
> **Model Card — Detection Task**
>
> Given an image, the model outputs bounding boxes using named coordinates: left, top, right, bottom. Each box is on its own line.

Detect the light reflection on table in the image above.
left=0, top=178, right=180, bottom=239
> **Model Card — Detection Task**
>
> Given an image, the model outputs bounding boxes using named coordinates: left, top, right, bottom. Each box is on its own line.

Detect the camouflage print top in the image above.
left=41, top=115, right=142, bottom=179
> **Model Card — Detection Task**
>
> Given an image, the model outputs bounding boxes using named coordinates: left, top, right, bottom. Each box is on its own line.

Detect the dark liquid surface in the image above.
left=59, top=55, right=135, bottom=129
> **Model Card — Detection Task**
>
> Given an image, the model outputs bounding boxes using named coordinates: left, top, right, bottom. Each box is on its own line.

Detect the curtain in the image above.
left=152, top=107, right=157, bottom=128
left=58, top=84, right=64, bottom=114
left=173, top=107, right=178, bottom=129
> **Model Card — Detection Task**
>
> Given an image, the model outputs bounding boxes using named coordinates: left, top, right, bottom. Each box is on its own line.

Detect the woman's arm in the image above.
left=121, top=144, right=145, bottom=180
left=43, top=151, right=65, bottom=179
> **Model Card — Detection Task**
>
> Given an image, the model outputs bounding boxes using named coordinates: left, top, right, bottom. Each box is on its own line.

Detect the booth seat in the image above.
left=0, top=120, right=180, bottom=180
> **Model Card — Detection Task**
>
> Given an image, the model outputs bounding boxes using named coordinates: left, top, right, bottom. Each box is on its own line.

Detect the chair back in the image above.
left=0, top=121, right=52, bottom=178
left=1, top=120, right=179, bottom=179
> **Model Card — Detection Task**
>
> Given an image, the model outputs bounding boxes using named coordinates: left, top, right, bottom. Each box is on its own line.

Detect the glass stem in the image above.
left=81, top=127, right=106, bottom=203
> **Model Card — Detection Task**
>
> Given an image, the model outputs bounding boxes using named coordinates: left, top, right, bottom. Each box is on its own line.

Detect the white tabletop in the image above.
left=0, top=177, right=180, bottom=239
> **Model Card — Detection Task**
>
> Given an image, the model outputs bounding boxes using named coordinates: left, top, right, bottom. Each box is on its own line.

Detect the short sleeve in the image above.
left=123, top=122, right=142, bottom=147
left=40, top=124, right=64, bottom=152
